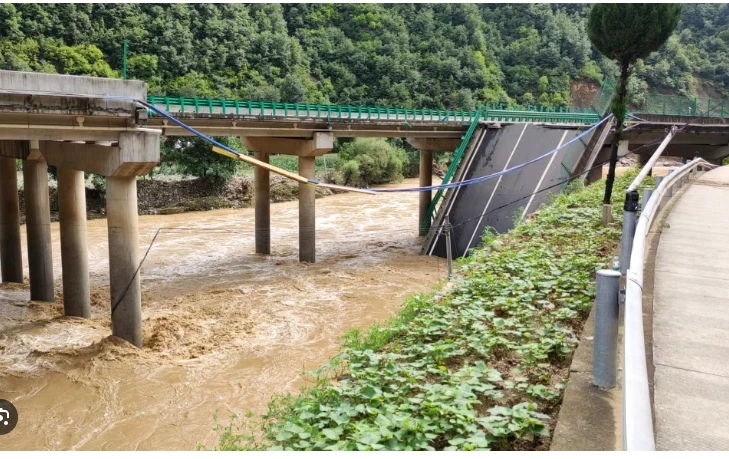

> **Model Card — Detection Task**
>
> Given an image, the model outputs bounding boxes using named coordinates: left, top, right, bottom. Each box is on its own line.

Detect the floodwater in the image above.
left=0, top=178, right=444, bottom=450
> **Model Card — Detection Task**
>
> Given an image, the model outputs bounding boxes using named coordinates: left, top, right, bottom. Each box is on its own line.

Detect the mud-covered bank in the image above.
left=16, top=175, right=335, bottom=224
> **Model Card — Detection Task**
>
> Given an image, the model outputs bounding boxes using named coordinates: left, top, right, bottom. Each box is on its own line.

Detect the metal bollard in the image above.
left=642, top=187, right=652, bottom=208
left=620, top=190, right=639, bottom=275
left=593, top=269, right=621, bottom=388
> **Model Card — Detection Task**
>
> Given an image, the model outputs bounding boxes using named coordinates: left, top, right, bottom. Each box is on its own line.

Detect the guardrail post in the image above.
left=593, top=269, right=621, bottom=389
left=642, top=187, right=652, bottom=208
left=666, top=170, right=674, bottom=197
left=620, top=190, right=639, bottom=275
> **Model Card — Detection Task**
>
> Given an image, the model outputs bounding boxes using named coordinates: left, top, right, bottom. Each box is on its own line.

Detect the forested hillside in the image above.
left=1, top=3, right=727, bottom=109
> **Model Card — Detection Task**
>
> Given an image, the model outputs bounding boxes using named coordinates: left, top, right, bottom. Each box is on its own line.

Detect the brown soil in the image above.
left=570, top=79, right=601, bottom=109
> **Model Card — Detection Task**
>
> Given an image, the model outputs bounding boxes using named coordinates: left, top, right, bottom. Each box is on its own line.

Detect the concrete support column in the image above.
left=0, top=156, right=23, bottom=283
left=419, top=150, right=433, bottom=236
left=298, top=156, right=316, bottom=263
left=254, top=152, right=271, bottom=255
left=23, top=157, right=54, bottom=301
left=57, top=167, right=90, bottom=317
left=106, top=176, right=142, bottom=347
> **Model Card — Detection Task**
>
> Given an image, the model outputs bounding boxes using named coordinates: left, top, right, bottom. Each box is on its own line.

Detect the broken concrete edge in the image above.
left=0, top=69, right=146, bottom=99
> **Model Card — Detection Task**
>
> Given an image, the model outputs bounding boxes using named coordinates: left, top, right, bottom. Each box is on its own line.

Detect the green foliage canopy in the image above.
left=588, top=4, right=683, bottom=65
left=336, top=138, right=406, bottom=188
left=1, top=3, right=726, bottom=109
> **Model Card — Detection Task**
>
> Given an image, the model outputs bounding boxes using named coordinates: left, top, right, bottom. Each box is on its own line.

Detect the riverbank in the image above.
left=0, top=178, right=442, bottom=450
left=15, top=174, right=336, bottom=224
left=215, top=172, right=639, bottom=451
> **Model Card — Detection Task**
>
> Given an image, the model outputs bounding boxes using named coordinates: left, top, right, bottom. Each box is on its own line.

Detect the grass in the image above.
left=209, top=170, right=644, bottom=451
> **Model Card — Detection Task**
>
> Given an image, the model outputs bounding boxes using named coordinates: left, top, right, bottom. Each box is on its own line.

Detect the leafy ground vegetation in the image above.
left=212, top=171, right=644, bottom=451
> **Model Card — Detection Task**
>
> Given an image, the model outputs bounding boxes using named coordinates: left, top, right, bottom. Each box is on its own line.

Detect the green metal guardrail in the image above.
left=420, top=106, right=485, bottom=234
left=146, top=96, right=599, bottom=124
left=641, top=93, right=728, bottom=118
left=146, top=96, right=479, bottom=122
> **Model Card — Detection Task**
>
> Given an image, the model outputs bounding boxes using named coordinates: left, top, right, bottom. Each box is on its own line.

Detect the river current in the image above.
left=0, top=178, right=444, bottom=450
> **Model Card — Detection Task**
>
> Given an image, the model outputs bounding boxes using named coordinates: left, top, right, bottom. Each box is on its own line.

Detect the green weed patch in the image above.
left=212, top=171, right=643, bottom=451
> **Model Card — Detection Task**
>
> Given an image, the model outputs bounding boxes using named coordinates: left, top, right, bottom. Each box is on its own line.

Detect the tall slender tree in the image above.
left=587, top=4, right=682, bottom=205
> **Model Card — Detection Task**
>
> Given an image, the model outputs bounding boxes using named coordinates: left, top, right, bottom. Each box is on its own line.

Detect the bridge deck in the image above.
left=653, top=165, right=729, bottom=450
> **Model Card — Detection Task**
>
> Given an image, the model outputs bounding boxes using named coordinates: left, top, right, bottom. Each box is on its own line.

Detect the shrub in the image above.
left=336, top=138, right=406, bottom=187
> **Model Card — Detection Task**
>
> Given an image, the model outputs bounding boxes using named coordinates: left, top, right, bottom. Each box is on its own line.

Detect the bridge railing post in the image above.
left=593, top=268, right=621, bottom=388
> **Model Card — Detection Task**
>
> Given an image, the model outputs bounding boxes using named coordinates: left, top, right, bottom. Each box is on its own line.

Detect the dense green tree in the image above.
left=1, top=3, right=726, bottom=182
left=337, top=138, right=406, bottom=187
left=161, top=136, right=241, bottom=180
left=588, top=3, right=682, bottom=205
left=1, top=3, right=725, bottom=110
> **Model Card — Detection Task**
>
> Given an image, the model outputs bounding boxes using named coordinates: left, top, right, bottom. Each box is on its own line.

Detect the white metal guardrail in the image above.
left=622, top=156, right=714, bottom=451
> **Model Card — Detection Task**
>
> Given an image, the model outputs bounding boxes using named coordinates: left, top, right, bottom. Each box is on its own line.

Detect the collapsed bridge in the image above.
left=1, top=69, right=728, bottom=349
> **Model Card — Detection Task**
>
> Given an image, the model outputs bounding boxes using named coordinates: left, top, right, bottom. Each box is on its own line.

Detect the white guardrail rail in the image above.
left=623, top=156, right=714, bottom=451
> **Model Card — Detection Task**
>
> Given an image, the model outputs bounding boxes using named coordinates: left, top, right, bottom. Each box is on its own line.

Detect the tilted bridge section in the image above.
left=1, top=69, right=728, bottom=350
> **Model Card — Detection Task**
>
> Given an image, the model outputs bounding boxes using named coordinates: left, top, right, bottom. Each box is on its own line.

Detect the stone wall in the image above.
left=17, top=175, right=333, bottom=223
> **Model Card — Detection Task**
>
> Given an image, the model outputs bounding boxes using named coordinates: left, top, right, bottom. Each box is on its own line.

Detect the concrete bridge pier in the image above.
left=57, top=166, right=91, bottom=317
left=240, top=133, right=333, bottom=263
left=106, top=175, right=142, bottom=346
left=0, top=140, right=55, bottom=296
left=407, top=138, right=460, bottom=236
left=42, top=131, right=160, bottom=346
left=0, top=150, right=23, bottom=283
left=105, top=132, right=160, bottom=347
left=418, top=150, right=433, bottom=236
left=254, top=152, right=271, bottom=255
left=23, top=142, right=54, bottom=301
left=299, top=156, right=316, bottom=263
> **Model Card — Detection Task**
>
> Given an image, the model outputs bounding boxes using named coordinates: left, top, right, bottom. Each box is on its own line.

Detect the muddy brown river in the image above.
left=0, top=178, right=444, bottom=450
